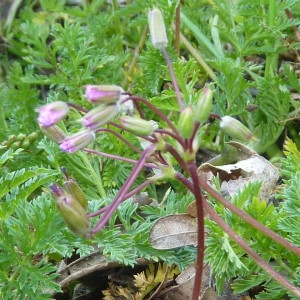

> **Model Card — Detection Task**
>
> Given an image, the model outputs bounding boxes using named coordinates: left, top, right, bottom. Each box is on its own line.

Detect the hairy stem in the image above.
left=88, top=179, right=153, bottom=218
left=175, top=168, right=204, bottom=300
left=83, top=147, right=157, bottom=169
left=90, top=144, right=156, bottom=234
left=204, top=201, right=300, bottom=298
left=198, top=175, right=300, bottom=257
left=129, top=96, right=183, bottom=141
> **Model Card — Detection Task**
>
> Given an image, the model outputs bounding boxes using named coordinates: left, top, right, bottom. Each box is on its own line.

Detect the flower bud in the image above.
left=16, top=133, right=26, bottom=142
left=39, top=124, right=66, bottom=143
left=148, top=8, right=168, bottom=49
left=59, top=129, right=95, bottom=153
left=63, top=173, right=88, bottom=210
left=220, top=116, right=256, bottom=142
left=85, top=85, right=123, bottom=104
left=21, top=139, right=31, bottom=150
left=37, top=101, right=69, bottom=127
left=8, top=135, right=17, bottom=144
left=50, top=184, right=90, bottom=235
left=11, top=141, right=21, bottom=150
left=194, top=86, right=213, bottom=123
left=81, top=104, right=120, bottom=130
left=148, top=164, right=175, bottom=182
left=178, top=106, right=194, bottom=139
left=119, top=116, right=158, bottom=136
left=28, top=132, right=38, bottom=143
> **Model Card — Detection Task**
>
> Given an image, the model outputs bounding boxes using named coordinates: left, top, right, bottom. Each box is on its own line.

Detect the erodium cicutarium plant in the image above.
left=36, top=8, right=300, bottom=300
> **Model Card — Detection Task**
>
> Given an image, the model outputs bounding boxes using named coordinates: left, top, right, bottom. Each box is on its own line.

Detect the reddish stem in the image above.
left=177, top=171, right=300, bottom=298
left=129, top=96, right=183, bottom=142
left=83, top=147, right=157, bottom=169
left=175, top=168, right=204, bottom=300
left=204, top=201, right=300, bottom=298
left=198, top=176, right=300, bottom=257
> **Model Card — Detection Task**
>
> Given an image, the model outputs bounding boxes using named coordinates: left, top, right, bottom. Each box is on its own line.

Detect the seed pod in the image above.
left=64, top=177, right=88, bottom=210
left=50, top=184, right=90, bottom=235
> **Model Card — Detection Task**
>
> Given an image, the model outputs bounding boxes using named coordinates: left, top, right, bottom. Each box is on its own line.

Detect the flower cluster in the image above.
left=36, top=85, right=128, bottom=153
left=36, top=7, right=257, bottom=240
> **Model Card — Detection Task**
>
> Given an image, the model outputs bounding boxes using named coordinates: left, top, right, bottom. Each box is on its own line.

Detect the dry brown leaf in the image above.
left=186, top=201, right=197, bottom=218
left=198, top=142, right=280, bottom=199
left=149, top=214, right=197, bottom=249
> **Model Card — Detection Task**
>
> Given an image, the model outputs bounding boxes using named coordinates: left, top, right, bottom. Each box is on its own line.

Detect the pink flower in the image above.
left=59, top=130, right=95, bottom=153
left=37, top=101, right=69, bottom=126
left=85, top=85, right=123, bottom=104
left=81, top=104, right=120, bottom=130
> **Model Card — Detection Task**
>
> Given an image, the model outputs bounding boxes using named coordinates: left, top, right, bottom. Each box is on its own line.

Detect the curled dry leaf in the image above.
left=198, top=142, right=280, bottom=199
left=149, top=214, right=197, bottom=249
left=160, top=264, right=217, bottom=300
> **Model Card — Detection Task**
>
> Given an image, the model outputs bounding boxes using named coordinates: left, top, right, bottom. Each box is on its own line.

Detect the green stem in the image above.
left=79, top=152, right=106, bottom=199
left=264, top=0, right=277, bottom=79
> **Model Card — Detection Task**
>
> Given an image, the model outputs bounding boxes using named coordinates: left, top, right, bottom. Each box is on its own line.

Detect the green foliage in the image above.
left=92, top=191, right=196, bottom=270
left=205, top=143, right=300, bottom=298
left=277, top=139, right=300, bottom=249
left=1, top=0, right=300, bottom=298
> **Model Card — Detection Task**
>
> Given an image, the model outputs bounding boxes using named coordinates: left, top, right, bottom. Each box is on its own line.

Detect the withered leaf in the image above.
left=149, top=214, right=197, bottom=249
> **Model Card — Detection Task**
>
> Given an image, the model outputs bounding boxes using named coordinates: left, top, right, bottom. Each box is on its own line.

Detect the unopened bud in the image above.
left=194, top=86, right=213, bottom=123
left=21, top=139, right=30, bottom=150
left=59, top=129, right=95, bottom=153
left=50, top=184, right=89, bottom=235
left=8, top=135, right=17, bottom=144
left=39, top=124, right=66, bottom=143
left=37, top=101, right=69, bottom=127
left=11, top=141, right=21, bottom=150
left=16, top=133, right=26, bottom=142
left=81, top=104, right=119, bottom=130
left=119, top=116, right=158, bottom=136
left=85, top=85, right=123, bottom=104
left=178, top=106, right=194, bottom=139
left=28, top=132, right=38, bottom=142
left=148, top=8, right=168, bottom=49
left=220, top=116, right=256, bottom=142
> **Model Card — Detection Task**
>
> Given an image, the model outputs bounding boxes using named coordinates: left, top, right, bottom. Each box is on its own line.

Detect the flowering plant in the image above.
left=35, top=8, right=300, bottom=300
